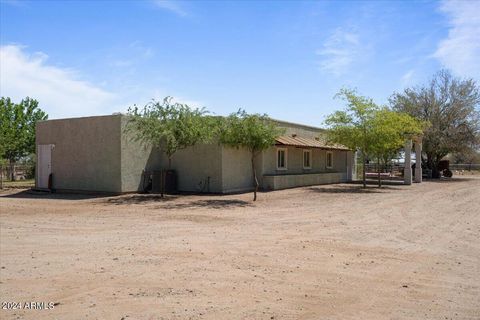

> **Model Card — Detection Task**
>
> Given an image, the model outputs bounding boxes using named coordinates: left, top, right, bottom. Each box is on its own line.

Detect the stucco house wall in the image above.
left=160, top=143, right=224, bottom=193
left=275, top=120, right=322, bottom=139
left=221, top=146, right=264, bottom=193
left=120, top=116, right=163, bottom=192
left=35, top=114, right=353, bottom=194
left=36, top=115, right=123, bottom=193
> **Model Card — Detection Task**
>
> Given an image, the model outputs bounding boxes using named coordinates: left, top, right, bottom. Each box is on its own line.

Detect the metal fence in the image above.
left=353, top=162, right=480, bottom=181
left=0, top=164, right=35, bottom=182
left=450, top=163, right=480, bottom=171
left=354, top=163, right=405, bottom=181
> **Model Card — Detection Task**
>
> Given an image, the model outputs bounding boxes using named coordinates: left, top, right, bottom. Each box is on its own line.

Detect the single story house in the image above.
left=35, top=114, right=355, bottom=194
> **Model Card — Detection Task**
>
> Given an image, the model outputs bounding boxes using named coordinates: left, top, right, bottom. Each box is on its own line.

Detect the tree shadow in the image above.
left=350, top=179, right=406, bottom=186
left=424, top=177, right=475, bottom=183
left=105, top=194, right=179, bottom=205
left=308, top=184, right=399, bottom=194
left=0, top=189, right=111, bottom=200
left=157, top=199, right=252, bottom=210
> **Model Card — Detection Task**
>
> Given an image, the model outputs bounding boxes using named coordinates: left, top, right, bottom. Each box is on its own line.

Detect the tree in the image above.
left=127, top=97, right=213, bottom=194
left=390, top=70, right=480, bottom=178
left=219, top=110, right=284, bottom=201
left=369, top=109, right=424, bottom=186
left=325, top=89, right=423, bottom=187
left=0, top=97, right=48, bottom=180
left=325, top=89, right=379, bottom=187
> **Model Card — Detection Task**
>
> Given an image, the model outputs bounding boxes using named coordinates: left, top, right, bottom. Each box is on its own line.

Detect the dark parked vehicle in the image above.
left=438, top=160, right=453, bottom=178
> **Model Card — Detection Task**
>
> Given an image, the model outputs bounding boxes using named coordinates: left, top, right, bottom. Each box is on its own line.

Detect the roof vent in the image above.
left=315, top=137, right=320, bottom=141
left=291, top=133, right=297, bottom=138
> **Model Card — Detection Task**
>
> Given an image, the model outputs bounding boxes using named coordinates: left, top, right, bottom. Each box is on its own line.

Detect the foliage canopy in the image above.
left=0, top=97, right=48, bottom=163
left=127, top=97, right=214, bottom=165
left=390, top=70, right=480, bottom=176
left=325, top=89, right=424, bottom=187
left=219, top=109, right=284, bottom=200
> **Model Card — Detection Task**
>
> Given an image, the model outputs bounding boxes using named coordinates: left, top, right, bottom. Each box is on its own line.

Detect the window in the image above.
left=326, top=151, right=333, bottom=169
left=303, top=150, right=312, bottom=169
left=277, top=148, right=287, bottom=170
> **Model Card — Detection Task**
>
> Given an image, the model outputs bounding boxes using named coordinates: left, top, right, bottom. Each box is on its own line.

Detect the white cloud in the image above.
left=1, top=0, right=28, bottom=7
left=152, top=0, right=187, bottom=17
left=316, top=28, right=362, bottom=77
left=0, top=45, right=205, bottom=120
left=434, top=0, right=480, bottom=78
left=401, top=69, right=415, bottom=87
left=0, top=45, right=116, bottom=119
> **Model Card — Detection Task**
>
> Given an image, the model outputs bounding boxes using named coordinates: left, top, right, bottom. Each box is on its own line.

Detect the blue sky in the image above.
left=1, top=0, right=479, bottom=126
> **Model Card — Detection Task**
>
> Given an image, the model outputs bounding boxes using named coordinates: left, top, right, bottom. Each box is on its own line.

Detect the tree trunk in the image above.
left=377, top=157, right=381, bottom=188
left=426, top=152, right=440, bottom=179
left=161, top=157, right=173, bottom=198
left=9, top=159, right=15, bottom=181
left=362, top=152, right=366, bottom=188
left=160, top=169, right=165, bottom=198
left=251, top=152, right=259, bottom=201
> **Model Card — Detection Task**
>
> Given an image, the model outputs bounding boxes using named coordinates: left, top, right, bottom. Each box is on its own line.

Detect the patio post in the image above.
left=404, top=139, right=412, bottom=185
left=414, top=138, right=422, bottom=183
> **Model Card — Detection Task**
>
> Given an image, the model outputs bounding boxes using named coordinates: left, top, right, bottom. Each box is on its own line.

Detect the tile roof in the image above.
left=275, top=135, right=350, bottom=150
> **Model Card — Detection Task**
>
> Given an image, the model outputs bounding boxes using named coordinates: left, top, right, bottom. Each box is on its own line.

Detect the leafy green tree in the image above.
left=325, top=89, right=423, bottom=187
left=369, top=108, right=424, bottom=186
left=127, top=97, right=214, bottom=194
left=325, top=89, right=379, bottom=187
left=219, top=110, right=284, bottom=201
left=0, top=97, right=48, bottom=180
left=390, top=70, right=480, bottom=178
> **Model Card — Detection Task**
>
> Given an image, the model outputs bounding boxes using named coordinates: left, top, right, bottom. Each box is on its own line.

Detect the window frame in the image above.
left=276, top=147, right=288, bottom=170
left=303, top=149, right=312, bottom=169
left=326, top=151, right=333, bottom=169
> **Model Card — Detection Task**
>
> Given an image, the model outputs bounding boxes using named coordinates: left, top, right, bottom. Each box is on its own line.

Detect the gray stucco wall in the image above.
left=36, top=115, right=122, bottom=193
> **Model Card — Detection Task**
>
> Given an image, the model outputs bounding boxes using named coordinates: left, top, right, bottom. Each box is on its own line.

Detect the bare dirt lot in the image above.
left=1, top=177, right=479, bottom=320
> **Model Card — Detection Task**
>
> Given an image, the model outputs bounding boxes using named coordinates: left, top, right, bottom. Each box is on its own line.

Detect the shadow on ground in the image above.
left=308, top=184, right=400, bottom=194
left=105, top=194, right=178, bottom=205
left=158, top=199, right=252, bottom=210
left=0, top=189, right=110, bottom=200
left=104, top=194, right=252, bottom=210
left=424, top=177, right=475, bottom=183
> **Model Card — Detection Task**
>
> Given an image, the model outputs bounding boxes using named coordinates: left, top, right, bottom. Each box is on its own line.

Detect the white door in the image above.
left=37, top=144, right=52, bottom=189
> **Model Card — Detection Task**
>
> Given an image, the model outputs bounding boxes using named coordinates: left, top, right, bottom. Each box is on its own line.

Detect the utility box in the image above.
left=150, top=170, right=177, bottom=194
left=164, top=170, right=177, bottom=193
left=152, top=170, right=163, bottom=193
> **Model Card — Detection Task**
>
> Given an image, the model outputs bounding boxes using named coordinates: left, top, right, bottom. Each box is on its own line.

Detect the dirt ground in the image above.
left=0, top=177, right=479, bottom=320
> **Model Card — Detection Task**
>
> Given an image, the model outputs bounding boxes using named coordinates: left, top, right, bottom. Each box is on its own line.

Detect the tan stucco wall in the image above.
left=36, top=115, right=122, bottom=193
left=262, top=146, right=348, bottom=176
left=262, top=172, right=348, bottom=190
left=161, top=143, right=223, bottom=193
left=120, top=117, right=163, bottom=192
left=121, top=117, right=223, bottom=193
left=274, top=120, right=325, bottom=139
left=221, top=146, right=263, bottom=193
left=36, top=115, right=352, bottom=194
